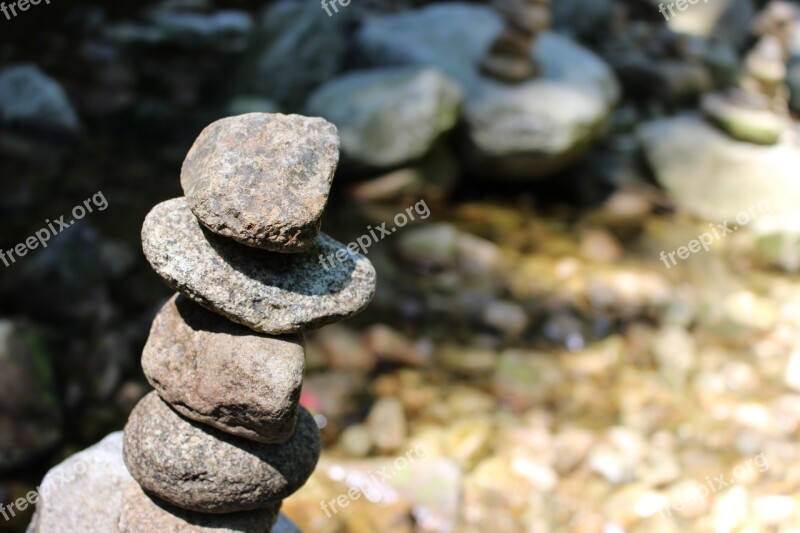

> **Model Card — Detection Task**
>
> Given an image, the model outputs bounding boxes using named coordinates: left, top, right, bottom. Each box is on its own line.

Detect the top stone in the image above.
left=181, top=113, right=340, bottom=253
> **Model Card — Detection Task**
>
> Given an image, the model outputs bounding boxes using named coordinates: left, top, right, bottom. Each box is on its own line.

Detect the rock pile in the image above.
left=122, top=112, right=376, bottom=531
left=29, top=112, right=376, bottom=532
left=701, top=0, right=798, bottom=144
left=480, top=0, right=551, bottom=83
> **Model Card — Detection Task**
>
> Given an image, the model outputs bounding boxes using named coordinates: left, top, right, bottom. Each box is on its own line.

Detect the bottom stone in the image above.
left=124, top=392, right=321, bottom=513
left=27, top=431, right=303, bottom=533
left=119, top=483, right=281, bottom=532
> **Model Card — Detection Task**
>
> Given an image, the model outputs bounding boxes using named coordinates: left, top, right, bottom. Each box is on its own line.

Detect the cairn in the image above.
left=701, top=0, right=799, bottom=144
left=480, top=0, right=551, bottom=83
left=120, top=113, right=376, bottom=531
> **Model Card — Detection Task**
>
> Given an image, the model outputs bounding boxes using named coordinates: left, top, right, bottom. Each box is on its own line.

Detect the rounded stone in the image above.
left=181, top=113, right=339, bottom=253
left=141, top=197, right=376, bottom=335
left=118, top=483, right=280, bottom=533
left=123, top=392, right=321, bottom=513
left=142, top=294, right=305, bottom=443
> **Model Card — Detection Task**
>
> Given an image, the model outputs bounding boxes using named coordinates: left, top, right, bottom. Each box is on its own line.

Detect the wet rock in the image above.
left=27, top=433, right=132, bottom=533
left=306, top=67, right=462, bottom=169
left=367, top=397, right=407, bottom=453
left=141, top=198, right=376, bottom=334
left=118, top=483, right=281, bottom=532
left=0, top=64, right=81, bottom=135
left=237, top=0, right=347, bottom=110
left=181, top=113, right=339, bottom=253
left=123, top=392, right=321, bottom=513
left=142, top=294, right=305, bottom=443
left=0, top=320, right=61, bottom=471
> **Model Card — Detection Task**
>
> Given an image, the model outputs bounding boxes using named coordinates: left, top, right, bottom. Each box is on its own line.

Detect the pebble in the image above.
left=181, top=113, right=339, bottom=253
left=123, top=392, right=320, bottom=513
left=141, top=294, right=305, bottom=443
left=141, top=198, right=376, bottom=334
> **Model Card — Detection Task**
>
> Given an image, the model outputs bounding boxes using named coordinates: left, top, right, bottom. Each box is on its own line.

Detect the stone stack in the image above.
left=121, top=112, right=377, bottom=532
left=480, top=0, right=551, bottom=83
left=701, top=0, right=798, bottom=145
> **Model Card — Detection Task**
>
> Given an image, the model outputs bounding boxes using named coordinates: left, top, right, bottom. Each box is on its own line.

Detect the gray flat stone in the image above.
left=141, top=197, right=376, bottom=335
left=142, top=294, right=305, bottom=443
left=27, top=433, right=133, bottom=533
left=181, top=113, right=339, bottom=253
left=123, top=392, right=321, bottom=513
left=118, top=483, right=280, bottom=532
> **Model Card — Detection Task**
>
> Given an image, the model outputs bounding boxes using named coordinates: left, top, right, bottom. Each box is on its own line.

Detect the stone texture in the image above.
left=27, top=433, right=133, bottom=533
left=141, top=197, right=376, bottom=335
left=123, top=392, right=321, bottom=513
left=306, top=67, right=462, bottom=168
left=181, top=113, right=339, bottom=253
left=142, top=294, right=305, bottom=443
left=118, top=483, right=281, bottom=533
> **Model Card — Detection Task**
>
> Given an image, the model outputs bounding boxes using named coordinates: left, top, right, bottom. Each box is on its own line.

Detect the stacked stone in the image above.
left=480, top=0, right=551, bottom=83
left=120, top=113, right=377, bottom=532
left=701, top=0, right=798, bottom=145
